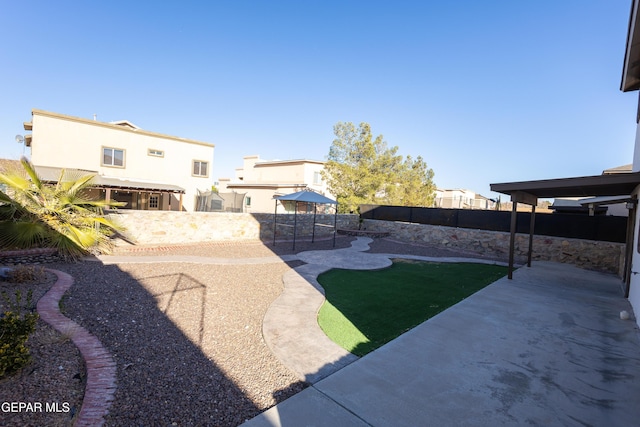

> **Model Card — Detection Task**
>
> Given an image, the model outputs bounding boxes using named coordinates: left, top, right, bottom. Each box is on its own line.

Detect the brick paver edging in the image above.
left=37, top=269, right=117, bottom=427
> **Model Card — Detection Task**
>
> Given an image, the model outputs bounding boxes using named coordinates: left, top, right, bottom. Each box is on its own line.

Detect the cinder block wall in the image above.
left=362, top=219, right=625, bottom=275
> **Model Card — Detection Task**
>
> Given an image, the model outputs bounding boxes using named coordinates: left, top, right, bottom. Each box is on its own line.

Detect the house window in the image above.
left=246, top=196, right=251, bottom=207
left=148, top=148, right=164, bottom=157
left=313, top=171, right=322, bottom=185
left=193, top=160, right=208, bottom=177
left=102, top=147, right=125, bottom=167
left=149, top=194, right=160, bottom=209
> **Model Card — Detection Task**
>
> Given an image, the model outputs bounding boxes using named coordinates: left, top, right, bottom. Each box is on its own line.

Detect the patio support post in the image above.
left=528, top=205, right=536, bottom=267
left=508, top=191, right=538, bottom=279
left=508, top=200, right=517, bottom=280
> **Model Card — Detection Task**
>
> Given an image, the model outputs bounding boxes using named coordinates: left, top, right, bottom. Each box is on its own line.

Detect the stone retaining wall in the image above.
left=362, top=219, right=625, bottom=275
left=107, top=211, right=360, bottom=245
left=0, top=212, right=624, bottom=275
left=0, top=248, right=62, bottom=265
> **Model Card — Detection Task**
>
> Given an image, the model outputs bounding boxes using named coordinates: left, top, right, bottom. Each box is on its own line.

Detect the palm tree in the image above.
left=0, top=157, right=124, bottom=259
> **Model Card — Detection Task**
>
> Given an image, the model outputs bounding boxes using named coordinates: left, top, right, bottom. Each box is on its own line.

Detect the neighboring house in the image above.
left=217, top=155, right=333, bottom=213
left=549, top=198, right=610, bottom=215
left=603, top=164, right=633, bottom=175
left=434, top=189, right=495, bottom=210
left=22, top=109, right=214, bottom=211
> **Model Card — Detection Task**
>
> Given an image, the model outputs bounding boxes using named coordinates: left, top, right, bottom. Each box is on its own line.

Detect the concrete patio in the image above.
left=243, top=261, right=640, bottom=426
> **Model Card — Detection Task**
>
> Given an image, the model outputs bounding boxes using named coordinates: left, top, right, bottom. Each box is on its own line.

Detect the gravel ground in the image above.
left=1, top=236, right=506, bottom=427
left=56, top=261, right=306, bottom=426
left=112, top=236, right=354, bottom=257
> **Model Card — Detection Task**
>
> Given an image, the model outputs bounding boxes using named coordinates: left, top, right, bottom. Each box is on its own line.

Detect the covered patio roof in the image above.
left=491, top=172, right=640, bottom=285
left=92, top=176, right=185, bottom=193
left=34, top=165, right=185, bottom=193
left=490, top=172, right=640, bottom=199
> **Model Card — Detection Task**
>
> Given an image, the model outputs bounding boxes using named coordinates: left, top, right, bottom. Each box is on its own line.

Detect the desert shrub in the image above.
left=5, top=265, right=46, bottom=283
left=0, top=289, right=39, bottom=378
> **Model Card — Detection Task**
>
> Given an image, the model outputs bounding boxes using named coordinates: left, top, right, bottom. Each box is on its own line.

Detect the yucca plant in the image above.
left=0, top=157, right=125, bottom=259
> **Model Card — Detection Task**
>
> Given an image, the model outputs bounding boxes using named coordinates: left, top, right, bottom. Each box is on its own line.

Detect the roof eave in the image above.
left=621, top=0, right=640, bottom=91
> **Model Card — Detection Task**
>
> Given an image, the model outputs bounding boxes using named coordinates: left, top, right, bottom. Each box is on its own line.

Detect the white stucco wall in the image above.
left=629, top=119, right=640, bottom=327
left=629, top=184, right=640, bottom=328
left=633, top=125, right=640, bottom=173
left=29, top=110, right=214, bottom=211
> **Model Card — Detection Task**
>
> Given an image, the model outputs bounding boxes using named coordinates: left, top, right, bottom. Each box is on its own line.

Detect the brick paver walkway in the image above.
left=37, top=269, right=117, bottom=427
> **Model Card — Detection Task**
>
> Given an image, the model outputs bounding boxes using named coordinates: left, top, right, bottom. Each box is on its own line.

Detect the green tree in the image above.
left=385, top=155, right=436, bottom=207
left=0, top=158, right=124, bottom=258
left=323, top=122, right=436, bottom=213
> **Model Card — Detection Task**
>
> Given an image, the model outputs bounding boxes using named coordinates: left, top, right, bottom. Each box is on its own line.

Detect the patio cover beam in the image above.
left=491, top=172, right=640, bottom=199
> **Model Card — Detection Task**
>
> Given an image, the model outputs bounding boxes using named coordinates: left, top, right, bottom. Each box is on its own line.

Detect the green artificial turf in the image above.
left=317, top=260, right=508, bottom=356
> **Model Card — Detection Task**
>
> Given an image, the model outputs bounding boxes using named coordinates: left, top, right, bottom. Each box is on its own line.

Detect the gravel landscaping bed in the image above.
left=112, top=236, right=354, bottom=258
left=0, top=269, right=84, bottom=427
left=55, top=257, right=309, bottom=426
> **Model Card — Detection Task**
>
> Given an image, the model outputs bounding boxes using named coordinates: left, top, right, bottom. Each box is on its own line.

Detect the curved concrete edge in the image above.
left=262, top=248, right=516, bottom=385
left=261, top=237, right=379, bottom=383
left=379, top=254, right=515, bottom=267
left=262, top=264, right=359, bottom=384
left=37, top=269, right=117, bottom=427
left=347, top=236, right=374, bottom=252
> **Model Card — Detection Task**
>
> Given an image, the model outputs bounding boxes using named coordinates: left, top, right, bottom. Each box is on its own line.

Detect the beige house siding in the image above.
left=25, top=109, right=215, bottom=211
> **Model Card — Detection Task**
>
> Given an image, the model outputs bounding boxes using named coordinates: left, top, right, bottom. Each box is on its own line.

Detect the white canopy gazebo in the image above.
left=273, top=190, right=338, bottom=250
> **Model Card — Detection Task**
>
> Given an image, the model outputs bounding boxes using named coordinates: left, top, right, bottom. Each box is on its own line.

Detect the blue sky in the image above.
left=0, top=1, right=636, bottom=199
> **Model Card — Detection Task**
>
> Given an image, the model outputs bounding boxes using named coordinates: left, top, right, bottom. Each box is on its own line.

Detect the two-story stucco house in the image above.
left=23, top=109, right=215, bottom=211
left=217, top=155, right=333, bottom=213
